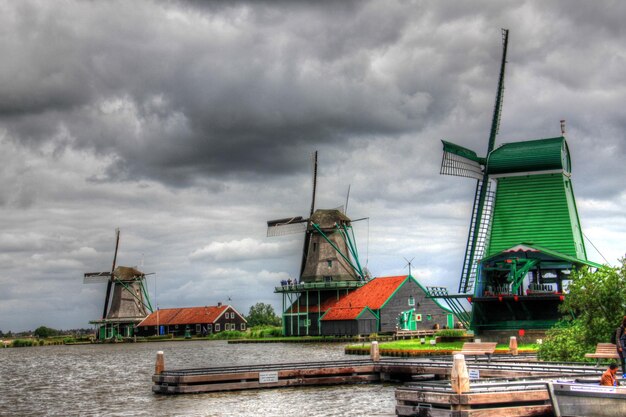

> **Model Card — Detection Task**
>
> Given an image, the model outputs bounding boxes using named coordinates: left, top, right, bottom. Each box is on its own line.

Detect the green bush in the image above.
left=248, top=326, right=282, bottom=338
left=538, top=260, right=626, bottom=362
left=11, top=339, right=36, bottom=347
left=435, top=329, right=466, bottom=338
left=538, top=319, right=595, bottom=362
left=213, top=330, right=245, bottom=339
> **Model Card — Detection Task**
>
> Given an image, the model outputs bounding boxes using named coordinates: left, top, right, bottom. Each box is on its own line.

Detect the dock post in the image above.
left=155, top=351, right=165, bottom=375
left=451, top=354, right=470, bottom=394
left=509, top=336, right=518, bottom=356
left=370, top=341, right=380, bottom=362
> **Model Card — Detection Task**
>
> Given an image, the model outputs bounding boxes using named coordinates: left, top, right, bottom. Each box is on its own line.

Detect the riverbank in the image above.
left=345, top=338, right=540, bottom=356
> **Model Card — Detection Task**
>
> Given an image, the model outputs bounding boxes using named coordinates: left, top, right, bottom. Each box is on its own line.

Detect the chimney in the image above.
left=217, top=302, right=222, bottom=307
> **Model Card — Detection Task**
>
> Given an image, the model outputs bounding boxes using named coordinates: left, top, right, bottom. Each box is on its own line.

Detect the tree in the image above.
left=34, top=326, right=60, bottom=339
left=246, top=303, right=281, bottom=327
left=539, top=259, right=626, bottom=361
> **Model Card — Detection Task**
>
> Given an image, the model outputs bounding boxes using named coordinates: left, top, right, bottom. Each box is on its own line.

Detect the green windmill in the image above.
left=430, top=29, right=602, bottom=336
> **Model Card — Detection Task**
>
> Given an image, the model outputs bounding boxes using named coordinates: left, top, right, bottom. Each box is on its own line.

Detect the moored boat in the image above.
left=549, top=381, right=626, bottom=417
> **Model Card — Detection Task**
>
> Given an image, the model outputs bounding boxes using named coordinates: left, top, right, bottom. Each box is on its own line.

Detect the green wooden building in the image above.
left=432, top=30, right=601, bottom=336
left=440, top=137, right=601, bottom=334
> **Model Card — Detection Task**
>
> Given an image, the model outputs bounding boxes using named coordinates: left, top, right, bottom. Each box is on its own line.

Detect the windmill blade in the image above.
left=459, top=29, right=509, bottom=293
left=102, top=228, right=120, bottom=319
left=266, top=217, right=307, bottom=237
left=310, top=151, right=318, bottom=217
left=350, top=217, right=368, bottom=223
left=440, top=140, right=484, bottom=180
left=83, top=272, right=113, bottom=284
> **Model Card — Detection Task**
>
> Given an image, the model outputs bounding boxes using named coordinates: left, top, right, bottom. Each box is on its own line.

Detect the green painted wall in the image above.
left=487, top=173, right=586, bottom=259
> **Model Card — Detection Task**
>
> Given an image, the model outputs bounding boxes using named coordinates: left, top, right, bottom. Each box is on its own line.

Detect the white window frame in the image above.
left=215, top=323, right=221, bottom=332
left=240, top=323, right=246, bottom=331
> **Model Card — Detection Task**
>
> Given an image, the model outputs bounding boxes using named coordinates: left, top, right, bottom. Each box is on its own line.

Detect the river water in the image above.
left=0, top=341, right=396, bottom=416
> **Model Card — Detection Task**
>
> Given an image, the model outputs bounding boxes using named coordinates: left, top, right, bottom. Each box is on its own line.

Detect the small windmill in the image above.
left=267, top=151, right=365, bottom=283
left=84, top=229, right=153, bottom=335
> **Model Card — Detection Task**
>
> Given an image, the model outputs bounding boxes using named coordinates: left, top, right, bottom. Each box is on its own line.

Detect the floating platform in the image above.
left=152, top=355, right=601, bottom=395
left=396, top=379, right=553, bottom=417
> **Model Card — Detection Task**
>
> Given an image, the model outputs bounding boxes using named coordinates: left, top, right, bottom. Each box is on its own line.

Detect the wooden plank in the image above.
left=154, top=374, right=380, bottom=394
left=396, top=404, right=456, bottom=417
left=460, top=404, right=552, bottom=417
left=395, top=389, right=457, bottom=405
left=155, top=371, right=259, bottom=384
left=278, top=365, right=376, bottom=378
left=459, top=389, right=549, bottom=405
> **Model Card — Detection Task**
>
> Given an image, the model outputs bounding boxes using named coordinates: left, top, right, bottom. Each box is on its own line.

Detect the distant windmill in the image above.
left=266, top=151, right=365, bottom=283
left=84, top=229, right=153, bottom=338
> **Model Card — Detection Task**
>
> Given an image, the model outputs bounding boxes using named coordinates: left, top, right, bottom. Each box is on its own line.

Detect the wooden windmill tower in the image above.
left=267, top=152, right=367, bottom=336
left=429, top=29, right=601, bottom=336
left=84, top=229, right=153, bottom=340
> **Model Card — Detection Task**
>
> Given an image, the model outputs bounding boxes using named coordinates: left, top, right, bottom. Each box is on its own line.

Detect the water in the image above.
left=0, top=341, right=396, bottom=416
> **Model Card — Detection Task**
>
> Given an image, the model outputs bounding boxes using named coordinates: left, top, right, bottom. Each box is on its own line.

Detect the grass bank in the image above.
left=345, top=337, right=539, bottom=356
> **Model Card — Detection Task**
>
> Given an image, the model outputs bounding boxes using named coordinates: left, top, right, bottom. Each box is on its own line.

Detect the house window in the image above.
left=240, top=323, right=246, bottom=331
left=175, top=325, right=179, bottom=329
left=313, top=242, right=318, bottom=252
left=324, top=276, right=332, bottom=282
left=195, top=324, right=201, bottom=333
left=408, top=296, right=415, bottom=306
left=207, top=324, right=212, bottom=332
left=327, top=260, right=332, bottom=268
left=426, top=315, right=432, bottom=321
left=215, top=323, right=221, bottom=332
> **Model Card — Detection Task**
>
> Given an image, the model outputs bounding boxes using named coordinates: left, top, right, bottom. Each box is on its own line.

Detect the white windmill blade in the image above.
left=266, top=216, right=307, bottom=237
left=83, top=272, right=113, bottom=284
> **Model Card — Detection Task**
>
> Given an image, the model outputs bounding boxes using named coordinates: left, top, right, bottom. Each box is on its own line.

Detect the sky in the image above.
left=1, top=0, right=625, bottom=332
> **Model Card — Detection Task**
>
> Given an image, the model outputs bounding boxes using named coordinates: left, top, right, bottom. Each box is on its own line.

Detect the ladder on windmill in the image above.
left=459, top=180, right=496, bottom=294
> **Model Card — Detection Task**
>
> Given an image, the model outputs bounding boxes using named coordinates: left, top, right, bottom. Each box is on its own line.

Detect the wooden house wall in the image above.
left=379, top=280, right=451, bottom=333
left=136, top=307, right=247, bottom=337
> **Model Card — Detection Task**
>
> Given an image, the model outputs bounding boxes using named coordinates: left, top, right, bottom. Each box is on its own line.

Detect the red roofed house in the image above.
left=319, top=275, right=454, bottom=336
left=135, top=303, right=247, bottom=337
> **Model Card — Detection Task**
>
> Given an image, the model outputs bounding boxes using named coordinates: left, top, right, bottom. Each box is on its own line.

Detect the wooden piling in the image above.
left=155, top=351, right=165, bottom=375
left=510, top=336, right=519, bottom=356
left=370, top=341, right=380, bottom=362
left=451, top=354, right=470, bottom=394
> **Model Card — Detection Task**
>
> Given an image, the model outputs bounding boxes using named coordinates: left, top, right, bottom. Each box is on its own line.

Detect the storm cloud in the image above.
left=1, top=0, right=625, bottom=331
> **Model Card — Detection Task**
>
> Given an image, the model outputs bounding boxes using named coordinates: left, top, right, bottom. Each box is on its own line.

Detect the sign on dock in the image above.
left=259, top=371, right=279, bottom=384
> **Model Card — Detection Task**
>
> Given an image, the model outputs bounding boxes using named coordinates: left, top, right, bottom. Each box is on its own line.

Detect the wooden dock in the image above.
left=396, top=379, right=554, bottom=417
left=152, top=355, right=601, bottom=395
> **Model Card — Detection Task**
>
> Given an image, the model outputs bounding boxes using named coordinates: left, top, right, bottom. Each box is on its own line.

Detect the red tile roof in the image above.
left=138, top=305, right=241, bottom=327
left=330, top=275, right=407, bottom=310
left=321, top=307, right=370, bottom=321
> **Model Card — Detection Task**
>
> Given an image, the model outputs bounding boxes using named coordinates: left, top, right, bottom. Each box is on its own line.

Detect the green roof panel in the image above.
left=487, top=137, right=571, bottom=175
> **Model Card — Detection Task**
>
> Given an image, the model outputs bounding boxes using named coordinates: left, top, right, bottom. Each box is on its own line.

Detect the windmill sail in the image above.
left=440, top=141, right=484, bottom=180
left=441, top=29, right=509, bottom=295
left=266, top=217, right=307, bottom=237
left=458, top=180, right=496, bottom=293
left=83, top=271, right=113, bottom=284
